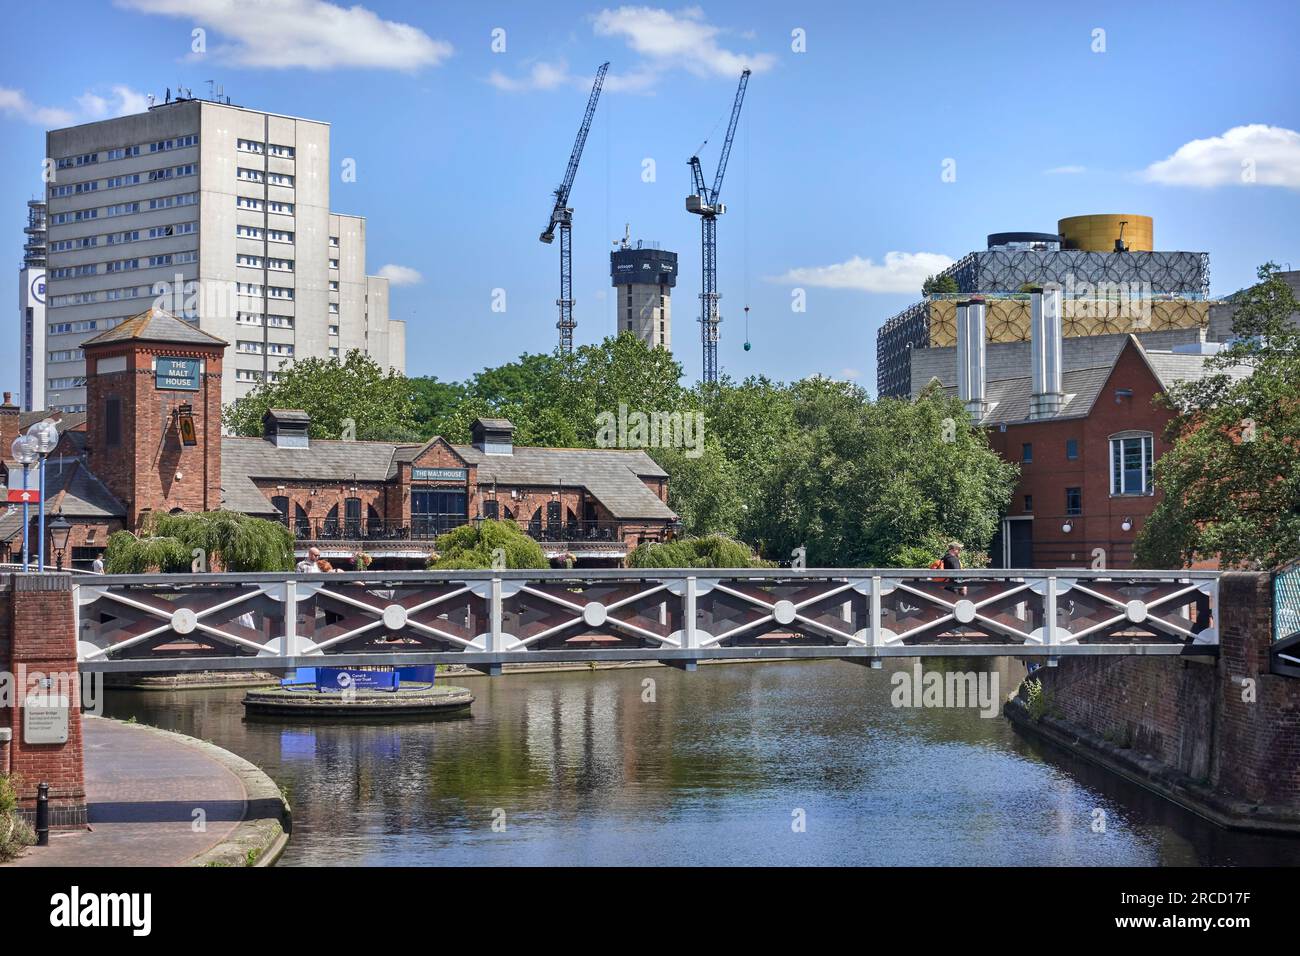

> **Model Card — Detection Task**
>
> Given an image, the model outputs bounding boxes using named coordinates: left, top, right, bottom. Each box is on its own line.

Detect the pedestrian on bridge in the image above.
left=932, top=541, right=967, bottom=597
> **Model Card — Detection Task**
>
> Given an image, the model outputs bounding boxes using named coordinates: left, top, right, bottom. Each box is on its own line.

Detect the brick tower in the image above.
left=81, top=307, right=227, bottom=528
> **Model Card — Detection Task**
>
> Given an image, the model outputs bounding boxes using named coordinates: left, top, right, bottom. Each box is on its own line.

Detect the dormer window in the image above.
left=471, top=417, right=514, bottom=456
left=263, top=408, right=311, bottom=448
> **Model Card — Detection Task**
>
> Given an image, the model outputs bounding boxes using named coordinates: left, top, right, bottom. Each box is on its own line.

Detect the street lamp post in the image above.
left=48, top=515, right=73, bottom=571
left=27, top=420, right=60, bottom=573
left=10, top=434, right=37, bottom=572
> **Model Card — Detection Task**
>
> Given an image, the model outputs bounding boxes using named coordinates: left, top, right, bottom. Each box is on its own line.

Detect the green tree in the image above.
left=922, top=273, right=958, bottom=296
left=408, top=375, right=467, bottom=439
left=223, top=350, right=417, bottom=441
left=752, top=381, right=1017, bottom=567
left=427, top=519, right=548, bottom=570
left=628, top=534, right=770, bottom=568
left=1136, top=263, right=1300, bottom=568
left=104, top=512, right=294, bottom=573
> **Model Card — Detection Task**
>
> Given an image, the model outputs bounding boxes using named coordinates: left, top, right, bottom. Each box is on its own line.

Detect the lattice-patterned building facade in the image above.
left=876, top=239, right=1212, bottom=397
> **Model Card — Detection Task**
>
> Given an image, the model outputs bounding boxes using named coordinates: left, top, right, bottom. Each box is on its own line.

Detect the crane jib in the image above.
left=541, top=62, right=609, bottom=354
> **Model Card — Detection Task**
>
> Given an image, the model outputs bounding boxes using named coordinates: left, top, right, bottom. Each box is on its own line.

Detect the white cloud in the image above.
left=376, top=264, right=422, bottom=286
left=0, top=89, right=76, bottom=127
left=837, top=368, right=861, bottom=380
left=1142, top=124, right=1300, bottom=190
left=488, top=60, right=575, bottom=93
left=770, top=252, right=956, bottom=294
left=0, top=85, right=151, bottom=128
left=1044, top=165, right=1086, bottom=175
left=77, top=85, right=152, bottom=120
left=116, top=0, right=452, bottom=71
left=493, top=7, right=770, bottom=93
left=592, top=6, right=775, bottom=78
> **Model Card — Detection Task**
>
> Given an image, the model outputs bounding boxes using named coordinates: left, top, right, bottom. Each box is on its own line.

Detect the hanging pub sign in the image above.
left=156, top=357, right=200, bottom=391
left=177, top=404, right=198, bottom=446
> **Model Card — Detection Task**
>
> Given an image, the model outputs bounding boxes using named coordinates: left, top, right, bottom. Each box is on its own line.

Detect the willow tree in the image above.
left=427, top=519, right=548, bottom=570
left=105, top=512, right=295, bottom=573
left=628, top=534, right=770, bottom=568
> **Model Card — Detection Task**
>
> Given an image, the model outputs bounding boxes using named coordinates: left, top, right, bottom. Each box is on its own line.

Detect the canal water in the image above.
left=103, top=660, right=1300, bottom=866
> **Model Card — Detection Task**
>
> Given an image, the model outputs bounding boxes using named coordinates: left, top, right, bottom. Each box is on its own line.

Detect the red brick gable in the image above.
left=410, top=437, right=470, bottom=470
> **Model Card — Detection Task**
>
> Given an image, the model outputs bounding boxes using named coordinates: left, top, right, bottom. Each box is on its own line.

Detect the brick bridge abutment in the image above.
left=1006, top=571, right=1300, bottom=833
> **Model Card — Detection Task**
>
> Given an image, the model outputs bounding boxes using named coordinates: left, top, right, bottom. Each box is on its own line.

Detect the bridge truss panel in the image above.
left=72, top=570, right=1220, bottom=673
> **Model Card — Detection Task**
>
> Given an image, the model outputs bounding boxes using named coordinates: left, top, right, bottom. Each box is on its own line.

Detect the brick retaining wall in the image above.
left=1011, top=571, right=1300, bottom=830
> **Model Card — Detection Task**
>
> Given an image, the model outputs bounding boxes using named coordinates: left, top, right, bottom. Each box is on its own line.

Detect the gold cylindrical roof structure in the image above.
left=1058, top=214, right=1153, bottom=252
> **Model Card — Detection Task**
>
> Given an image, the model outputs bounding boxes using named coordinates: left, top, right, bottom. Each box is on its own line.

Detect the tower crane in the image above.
left=686, top=68, right=750, bottom=384
left=540, top=62, right=609, bottom=354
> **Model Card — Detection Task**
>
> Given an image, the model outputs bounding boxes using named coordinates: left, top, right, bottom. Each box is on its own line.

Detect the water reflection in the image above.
left=102, top=660, right=1300, bottom=866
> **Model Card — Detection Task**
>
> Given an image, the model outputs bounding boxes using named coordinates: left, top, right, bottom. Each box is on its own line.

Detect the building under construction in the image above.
left=610, top=233, right=677, bottom=350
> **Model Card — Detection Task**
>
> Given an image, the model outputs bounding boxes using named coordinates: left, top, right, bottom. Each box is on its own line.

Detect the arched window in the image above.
left=271, top=495, right=290, bottom=525
left=344, top=497, right=362, bottom=537
left=323, top=504, right=339, bottom=538
left=294, top=503, right=309, bottom=539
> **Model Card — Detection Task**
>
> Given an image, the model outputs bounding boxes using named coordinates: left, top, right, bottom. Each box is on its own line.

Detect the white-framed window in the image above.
left=149, top=135, right=197, bottom=153
left=1109, top=431, right=1154, bottom=496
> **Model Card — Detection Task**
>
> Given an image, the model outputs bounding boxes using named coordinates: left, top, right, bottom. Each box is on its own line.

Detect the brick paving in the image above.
left=8, top=717, right=246, bottom=867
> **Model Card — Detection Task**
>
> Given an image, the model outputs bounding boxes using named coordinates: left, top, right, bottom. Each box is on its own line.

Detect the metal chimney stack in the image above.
left=1030, top=286, right=1064, bottom=418
left=956, top=298, right=987, bottom=418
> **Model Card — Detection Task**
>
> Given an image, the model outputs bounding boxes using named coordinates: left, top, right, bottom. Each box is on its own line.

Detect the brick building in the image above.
left=934, top=290, right=1249, bottom=568
left=1, top=306, right=677, bottom=569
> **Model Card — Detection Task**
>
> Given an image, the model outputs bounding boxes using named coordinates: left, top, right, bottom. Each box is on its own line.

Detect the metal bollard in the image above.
left=36, top=781, right=49, bottom=846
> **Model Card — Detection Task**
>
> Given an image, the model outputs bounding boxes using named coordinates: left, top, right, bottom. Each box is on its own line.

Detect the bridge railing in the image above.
left=1272, top=559, right=1300, bottom=676
left=71, top=568, right=1220, bottom=673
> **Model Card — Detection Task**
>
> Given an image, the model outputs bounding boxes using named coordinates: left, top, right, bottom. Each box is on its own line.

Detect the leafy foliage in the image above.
left=104, top=531, right=192, bottom=573
left=628, top=534, right=771, bottom=569
left=223, top=350, right=418, bottom=441
left=0, top=774, right=36, bottom=862
left=922, top=273, right=958, bottom=295
left=427, top=519, right=548, bottom=570
left=1135, top=264, right=1300, bottom=569
left=234, top=328, right=1018, bottom=570
left=746, top=381, right=1017, bottom=566
left=105, top=512, right=294, bottom=573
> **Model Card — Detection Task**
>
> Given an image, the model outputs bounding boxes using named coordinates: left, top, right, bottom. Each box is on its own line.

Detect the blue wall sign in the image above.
left=412, top=467, right=468, bottom=481
left=156, top=357, right=200, bottom=391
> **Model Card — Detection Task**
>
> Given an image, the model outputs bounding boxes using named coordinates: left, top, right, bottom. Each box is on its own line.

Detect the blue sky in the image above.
left=3, top=0, right=1298, bottom=394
